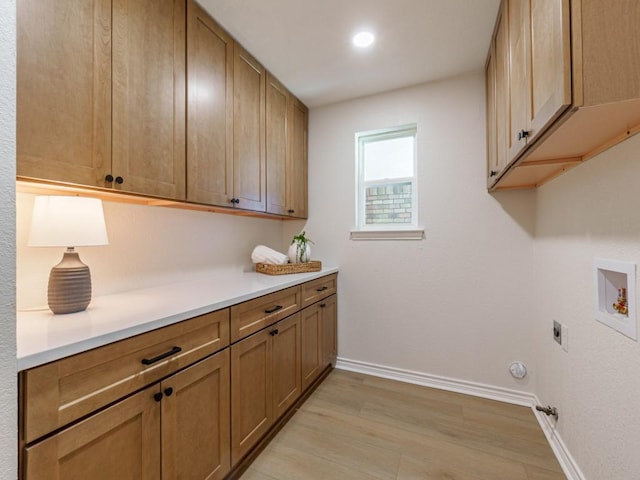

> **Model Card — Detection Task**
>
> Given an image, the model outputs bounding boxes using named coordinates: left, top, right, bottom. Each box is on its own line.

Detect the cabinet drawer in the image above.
left=301, top=274, right=337, bottom=308
left=22, top=308, right=230, bottom=444
left=230, top=286, right=301, bottom=342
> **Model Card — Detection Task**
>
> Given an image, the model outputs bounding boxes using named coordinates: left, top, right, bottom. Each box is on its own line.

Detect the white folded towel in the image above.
left=251, top=245, right=289, bottom=265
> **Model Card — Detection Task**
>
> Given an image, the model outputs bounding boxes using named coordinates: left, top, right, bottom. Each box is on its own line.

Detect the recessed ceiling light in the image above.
left=352, top=31, right=375, bottom=48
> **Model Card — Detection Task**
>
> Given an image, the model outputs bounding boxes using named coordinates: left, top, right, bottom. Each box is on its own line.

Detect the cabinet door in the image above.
left=486, top=44, right=499, bottom=185
left=272, top=313, right=301, bottom=420
left=17, top=0, right=111, bottom=187
left=186, top=0, right=234, bottom=206
left=494, top=4, right=510, bottom=176
left=162, top=350, right=231, bottom=480
left=233, top=45, right=266, bottom=211
left=111, top=0, right=186, bottom=199
left=266, top=74, right=308, bottom=218
left=25, top=388, right=161, bottom=480
left=321, top=295, right=337, bottom=368
left=231, top=329, right=272, bottom=465
left=288, top=97, right=308, bottom=219
left=507, top=0, right=531, bottom=159
left=266, top=73, right=289, bottom=216
left=301, top=304, right=323, bottom=391
left=528, top=0, right=571, bottom=139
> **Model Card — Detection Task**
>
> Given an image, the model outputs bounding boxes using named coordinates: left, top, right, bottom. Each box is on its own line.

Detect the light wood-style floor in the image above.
left=241, top=369, right=566, bottom=480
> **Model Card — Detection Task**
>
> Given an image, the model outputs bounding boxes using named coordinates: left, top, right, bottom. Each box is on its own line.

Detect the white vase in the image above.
left=288, top=243, right=311, bottom=263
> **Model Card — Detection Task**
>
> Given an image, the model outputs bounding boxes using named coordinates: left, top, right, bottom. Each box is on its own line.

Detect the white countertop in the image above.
left=17, top=267, right=338, bottom=371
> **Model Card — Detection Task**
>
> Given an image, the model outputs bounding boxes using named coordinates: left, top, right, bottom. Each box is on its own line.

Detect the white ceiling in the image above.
left=199, top=0, right=501, bottom=108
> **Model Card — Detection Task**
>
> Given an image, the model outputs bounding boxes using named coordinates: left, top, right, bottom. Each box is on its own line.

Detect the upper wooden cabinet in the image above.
left=266, top=74, right=309, bottom=218
left=17, top=0, right=308, bottom=216
left=506, top=0, right=530, bottom=162
left=233, top=45, right=267, bottom=212
left=266, top=74, right=289, bottom=215
left=112, top=0, right=186, bottom=199
left=507, top=0, right=572, bottom=161
left=17, top=0, right=112, bottom=188
left=486, top=4, right=510, bottom=185
left=186, top=0, right=234, bottom=206
left=17, top=0, right=186, bottom=200
left=487, top=0, right=640, bottom=190
left=526, top=0, right=571, bottom=145
left=288, top=97, right=309, bottom=218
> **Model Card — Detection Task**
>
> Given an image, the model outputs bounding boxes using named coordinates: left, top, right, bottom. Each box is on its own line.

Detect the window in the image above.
left=352, top=124, right=422, bottom=240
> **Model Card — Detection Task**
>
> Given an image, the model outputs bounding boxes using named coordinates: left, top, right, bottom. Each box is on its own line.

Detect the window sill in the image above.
left=350, top=229, right=425, bottom=241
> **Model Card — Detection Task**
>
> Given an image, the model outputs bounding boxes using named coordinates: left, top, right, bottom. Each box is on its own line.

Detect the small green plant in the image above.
left=290, top=231, right=314, bottom=263
left=291, top=231, right=313, bottom=247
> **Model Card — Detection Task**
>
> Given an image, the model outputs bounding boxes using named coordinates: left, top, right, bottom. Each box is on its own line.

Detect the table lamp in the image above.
left=28, top=195, right=109, bottom=314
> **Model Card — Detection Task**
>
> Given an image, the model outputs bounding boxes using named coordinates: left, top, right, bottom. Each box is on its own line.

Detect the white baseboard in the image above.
left=336, top=357, right=536, bottom=406
left=335, top=357, right=585, bottom=480
left=532, top=395, right=586, bottom=480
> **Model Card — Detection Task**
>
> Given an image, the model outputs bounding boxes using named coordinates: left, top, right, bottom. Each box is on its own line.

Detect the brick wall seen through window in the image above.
left=365, top=182, right=412, bottom=224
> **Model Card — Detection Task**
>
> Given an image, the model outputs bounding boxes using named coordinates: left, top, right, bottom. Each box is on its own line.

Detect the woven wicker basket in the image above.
left=256, top=260, right=322, bottom=275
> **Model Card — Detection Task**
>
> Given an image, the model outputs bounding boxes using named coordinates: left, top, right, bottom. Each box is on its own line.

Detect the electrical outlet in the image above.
left=553, top=320, right=562, bottom=345
left=561, top=324, right=569, bottom=352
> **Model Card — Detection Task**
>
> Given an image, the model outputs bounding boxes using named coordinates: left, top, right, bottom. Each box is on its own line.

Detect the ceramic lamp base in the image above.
left=48, top=249, right=92, bottom=314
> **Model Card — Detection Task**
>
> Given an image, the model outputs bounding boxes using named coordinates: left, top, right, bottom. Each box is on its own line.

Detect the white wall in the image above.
left=0, top=0, right=17, bottom=477
left=17, top=194, right=285, bottom=308
left=289, top=73, right=539, bottom=391
left=534, top=133, right=640, bottom=479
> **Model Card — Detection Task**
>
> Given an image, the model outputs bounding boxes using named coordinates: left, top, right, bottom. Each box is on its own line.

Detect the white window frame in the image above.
left=351, top=124, right=423, bottom=240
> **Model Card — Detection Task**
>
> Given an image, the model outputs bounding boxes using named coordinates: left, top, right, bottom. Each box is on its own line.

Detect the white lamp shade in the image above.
left=28, top=196, right=109, bottom=247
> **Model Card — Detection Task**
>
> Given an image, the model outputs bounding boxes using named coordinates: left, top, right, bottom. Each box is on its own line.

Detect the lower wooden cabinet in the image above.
left=230, top=313, right=301, bottom=465
left=321, top=294, right=338, bottom=367
left=230, top=327, right=272, bottom=465
left=301, top=293, right=337, bottom=390
left=24, top=349, right=230, bottom=480
left=20, top=274, right=337, bottom=479
left=272, top=313, right=302, bottom=420
left=162, top=350, right=230, bottom=480
left=301, top=303, right=323, bottom=391
left=22, top=308, right=229, bottom=445
left=25, top=387, right=161, bottom=480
